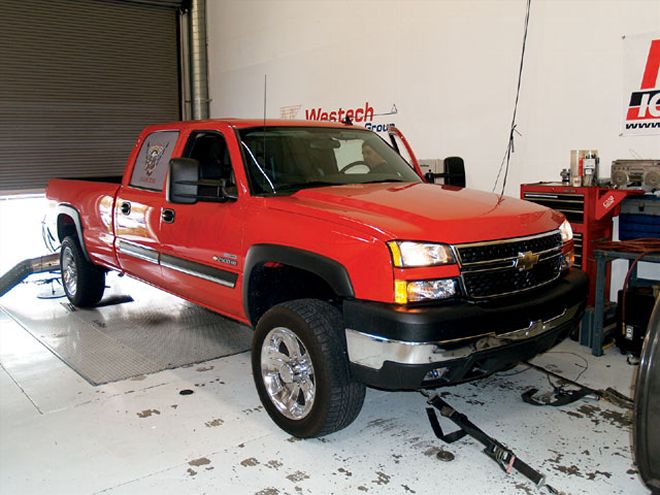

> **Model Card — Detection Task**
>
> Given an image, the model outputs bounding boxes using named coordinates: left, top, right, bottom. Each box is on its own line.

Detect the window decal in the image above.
left=130, top=131, right=179, bottom=190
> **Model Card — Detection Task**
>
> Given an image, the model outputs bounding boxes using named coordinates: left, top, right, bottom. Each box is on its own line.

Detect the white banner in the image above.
left=622, top=32, right=660, bottom=136
left=279, top=100, right=400, bottom=135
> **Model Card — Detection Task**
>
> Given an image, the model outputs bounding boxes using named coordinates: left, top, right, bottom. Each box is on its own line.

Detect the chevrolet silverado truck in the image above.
left=46, top=119, right=588, bottom=437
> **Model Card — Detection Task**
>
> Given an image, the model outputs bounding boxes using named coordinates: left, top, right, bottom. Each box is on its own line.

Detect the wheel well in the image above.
left=57, top=214, right=77, bottom=242
left=246, top=263, right=339, bottom=326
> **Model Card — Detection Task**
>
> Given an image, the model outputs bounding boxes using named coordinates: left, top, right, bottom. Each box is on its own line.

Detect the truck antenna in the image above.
left=263, top=74, right=267, bottom=127
left=263, top=74, right=267, bottom=180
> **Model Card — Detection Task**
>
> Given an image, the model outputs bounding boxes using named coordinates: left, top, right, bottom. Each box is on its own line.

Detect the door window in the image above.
left=184, top=131, right=237, bottom=199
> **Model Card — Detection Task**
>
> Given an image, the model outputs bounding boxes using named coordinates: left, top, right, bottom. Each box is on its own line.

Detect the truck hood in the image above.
left=265, top=182, right=564, bottom=244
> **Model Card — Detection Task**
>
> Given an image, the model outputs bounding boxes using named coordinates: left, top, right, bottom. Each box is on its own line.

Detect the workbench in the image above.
left=581, top=249, right=660, bottom=356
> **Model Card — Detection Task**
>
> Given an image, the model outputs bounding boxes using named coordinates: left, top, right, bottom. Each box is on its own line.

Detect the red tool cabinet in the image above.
left=520, top=182, right=642, bottom=305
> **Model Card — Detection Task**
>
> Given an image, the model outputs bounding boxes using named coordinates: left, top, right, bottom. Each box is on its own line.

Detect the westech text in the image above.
left=305, top=102, right=374, bottom=123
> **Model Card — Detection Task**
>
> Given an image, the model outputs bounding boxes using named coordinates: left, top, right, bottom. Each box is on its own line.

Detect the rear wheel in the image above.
left=60, top=236, right=105, bottom=307
left=252, top=299, right=365, bottom=438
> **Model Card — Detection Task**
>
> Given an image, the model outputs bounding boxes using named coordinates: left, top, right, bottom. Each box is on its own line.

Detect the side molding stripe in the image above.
left=117, top=241, right=237, bottom=288
left=161, top=254, right=238, bottom=288
left=117, top=240, right=160, bottom=264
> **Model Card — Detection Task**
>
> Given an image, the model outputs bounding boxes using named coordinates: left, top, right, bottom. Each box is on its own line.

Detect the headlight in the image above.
left=388, top=241, right=455, bottom=267
left=394, top=278, right=457, bottom=304
left=559, top=219, right=573, bottom=243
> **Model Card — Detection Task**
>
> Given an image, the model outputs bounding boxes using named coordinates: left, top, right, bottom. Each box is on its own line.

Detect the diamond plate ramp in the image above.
left=0, top=274, right=252, bottom=385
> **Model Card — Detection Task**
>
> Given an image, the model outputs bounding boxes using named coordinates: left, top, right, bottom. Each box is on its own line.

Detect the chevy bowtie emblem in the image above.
left=515, top=251, right=539, bottom=271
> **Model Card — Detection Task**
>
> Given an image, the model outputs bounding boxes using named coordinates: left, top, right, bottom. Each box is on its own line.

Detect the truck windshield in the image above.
left=238, top=127, right=421, bottom=194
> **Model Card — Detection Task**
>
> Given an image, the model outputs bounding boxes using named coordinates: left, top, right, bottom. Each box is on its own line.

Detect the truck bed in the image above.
left=46, top=178, right=121, bottom=269
left=64, top=175, right=123, bottom=184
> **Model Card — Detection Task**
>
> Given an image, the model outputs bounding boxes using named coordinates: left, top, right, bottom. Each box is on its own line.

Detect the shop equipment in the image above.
left=520, top=183, right=643, bottom=305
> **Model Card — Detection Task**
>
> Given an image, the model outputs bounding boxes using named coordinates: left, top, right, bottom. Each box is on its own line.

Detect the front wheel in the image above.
left=252, top=299, right=366, bottom=438
left=60, top=236, right=105, bottom=307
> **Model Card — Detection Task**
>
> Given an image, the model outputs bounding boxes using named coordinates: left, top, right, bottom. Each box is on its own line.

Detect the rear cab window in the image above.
left=129, top=131, right=179, bottom=191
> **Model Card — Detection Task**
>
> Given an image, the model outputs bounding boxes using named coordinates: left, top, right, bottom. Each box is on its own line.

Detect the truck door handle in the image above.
left=161, top=208, right=175, bottom=223
left=120, top=202, right=131, bottom=215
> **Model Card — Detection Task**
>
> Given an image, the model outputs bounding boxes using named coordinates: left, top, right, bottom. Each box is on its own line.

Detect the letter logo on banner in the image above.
left=289, top=102, right=396, bottom=133
left=623, top=34, right=660, bottom=135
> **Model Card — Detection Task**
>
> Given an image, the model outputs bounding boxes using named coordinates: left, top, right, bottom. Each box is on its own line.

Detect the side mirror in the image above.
left=425, top=157, right=466, bottom=188
left=443, top=156, right=466, bottom=187
left=167, top=158, right=199, bottom=204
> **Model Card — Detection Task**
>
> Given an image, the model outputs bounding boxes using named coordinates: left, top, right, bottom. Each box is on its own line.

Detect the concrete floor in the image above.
left=0, top=196, right=651, bottom=495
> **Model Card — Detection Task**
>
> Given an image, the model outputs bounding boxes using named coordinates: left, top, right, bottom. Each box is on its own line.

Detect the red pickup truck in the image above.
left=46, top=119, right=587, bottom=437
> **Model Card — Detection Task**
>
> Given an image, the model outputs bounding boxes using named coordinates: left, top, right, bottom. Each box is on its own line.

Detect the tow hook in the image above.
left=423, top=392, right=563, bottom=494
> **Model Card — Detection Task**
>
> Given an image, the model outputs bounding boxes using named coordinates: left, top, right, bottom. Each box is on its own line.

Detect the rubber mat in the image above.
left=0, top=274, right=252, bottom=385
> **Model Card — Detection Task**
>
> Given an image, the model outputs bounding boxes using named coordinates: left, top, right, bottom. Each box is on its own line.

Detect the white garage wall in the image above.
left=206, top=0, right=660, bottom=195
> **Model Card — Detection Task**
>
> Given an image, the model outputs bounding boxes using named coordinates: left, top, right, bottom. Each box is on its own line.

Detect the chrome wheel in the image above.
left=61, top=246, right=77, bottom=297
left=261, top=327, right=316, bottom=420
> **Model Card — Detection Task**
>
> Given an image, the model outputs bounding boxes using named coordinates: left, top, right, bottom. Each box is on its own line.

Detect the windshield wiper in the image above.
left=358, top=178, right=410, bottom=184
left=275, top=181, right=341, bottom=192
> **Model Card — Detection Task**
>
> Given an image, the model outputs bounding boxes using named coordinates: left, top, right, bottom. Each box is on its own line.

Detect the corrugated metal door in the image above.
left=0, top=0, right=181, bottom=194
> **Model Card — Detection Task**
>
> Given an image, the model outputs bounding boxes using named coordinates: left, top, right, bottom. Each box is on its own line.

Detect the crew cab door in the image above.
left=114, top=130, right=179, bottom=286
left=158, top=129, right=245, bottom=321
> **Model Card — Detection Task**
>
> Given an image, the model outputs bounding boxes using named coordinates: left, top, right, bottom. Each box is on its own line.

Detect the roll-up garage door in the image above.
left=0, top=0, right=181, bottom=194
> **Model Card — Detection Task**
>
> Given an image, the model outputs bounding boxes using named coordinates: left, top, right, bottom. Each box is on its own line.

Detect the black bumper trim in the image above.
left=343, top=269, right=588, bottom=343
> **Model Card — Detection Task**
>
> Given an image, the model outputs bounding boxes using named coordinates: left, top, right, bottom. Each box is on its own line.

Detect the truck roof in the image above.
left=142, top=119, right=357, bottom=133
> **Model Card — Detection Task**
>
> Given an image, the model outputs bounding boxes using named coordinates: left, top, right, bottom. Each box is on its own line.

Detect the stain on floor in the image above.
left=575, top=403, right=633, bottom=429
left=286, top=471, right=310, bottom=482
left=255, top=488, right=279, bottom=495
left=513, top=481, right=533, bottom=494
left=266, top=460, right=283, bottom=470
left=586, top=470, right=612, bottom=480
left=553, top=463, right=583, bottom=477
left=337, top=467, right=352, bottom=477
left=136, top=409, right=160, bottom=418
left=372, top=471, right=391, bottom=486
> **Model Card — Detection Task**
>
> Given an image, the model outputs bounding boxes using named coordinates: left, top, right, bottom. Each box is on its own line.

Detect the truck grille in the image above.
left=455, top=231, right=563, bottom=299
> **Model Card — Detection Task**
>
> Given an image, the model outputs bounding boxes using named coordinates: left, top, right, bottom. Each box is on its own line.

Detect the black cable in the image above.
left=493, top=0, right=532, bottom=196
left=525, top=361, right=634, bottom=407
left=544, top=351, right=590, bottom=382
left=496, top=364, right=532, bottom=377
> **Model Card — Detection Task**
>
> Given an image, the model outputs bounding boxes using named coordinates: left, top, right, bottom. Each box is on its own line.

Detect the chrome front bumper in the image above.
left=345, top=303, right=581, bottom=370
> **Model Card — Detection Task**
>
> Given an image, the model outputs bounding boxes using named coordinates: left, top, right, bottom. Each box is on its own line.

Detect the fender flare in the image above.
left=243, top=244, right=355, bottom=324
left=56, top=204, right=90, bottom=261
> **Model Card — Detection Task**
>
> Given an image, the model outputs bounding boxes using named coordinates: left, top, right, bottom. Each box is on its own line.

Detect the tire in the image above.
left=252, top=299, right=366, bottom=438
left=60, top=236, right=105, bottom=307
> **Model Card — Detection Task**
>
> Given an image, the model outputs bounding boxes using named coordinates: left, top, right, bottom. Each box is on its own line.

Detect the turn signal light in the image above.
left=394, top=280, right=408, bottom=304
left=561, top=250, right=575, bottom=271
